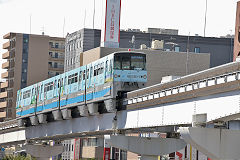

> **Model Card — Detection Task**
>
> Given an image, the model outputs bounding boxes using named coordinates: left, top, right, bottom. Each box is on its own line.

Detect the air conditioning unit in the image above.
left=140, top=44, right=147, bottom=50
left=151, top=40, right=164, bottom=50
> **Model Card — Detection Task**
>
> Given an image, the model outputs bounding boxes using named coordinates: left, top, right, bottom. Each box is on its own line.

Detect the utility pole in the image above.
left=93, top=0, right=96, bottom=29
left=204, top=0, right=208, bottom=37
left=186, top=32, right=190, bottom=75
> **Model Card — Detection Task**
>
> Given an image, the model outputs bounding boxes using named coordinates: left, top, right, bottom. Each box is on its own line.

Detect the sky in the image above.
left=0, top=0, right=239, bottom=63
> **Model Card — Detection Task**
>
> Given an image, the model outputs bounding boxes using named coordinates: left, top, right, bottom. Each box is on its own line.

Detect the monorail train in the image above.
left=16, top=51, right=147, bottom=125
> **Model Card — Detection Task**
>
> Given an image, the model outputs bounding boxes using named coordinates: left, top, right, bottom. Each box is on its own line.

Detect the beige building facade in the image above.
left=0, top=32, right=65, bottom=121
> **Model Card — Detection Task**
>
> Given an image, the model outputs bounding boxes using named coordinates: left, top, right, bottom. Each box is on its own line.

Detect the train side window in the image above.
left=23, top=90, right=31, bottom=99
left=97, top=64, right=100, bottom=75
left=63, top=78, right=65, bottom=86
left=47, top=83, right=50, bottom=91
left=83, top=70, right=86, bottom=80
left=68, top=75, right=71, bottom=85
left=106, top=60, right=108, bottom=71
left=54, top=80, right=57, bottom=89
left=95, top=65, right=97, bottom=76
left=50, top=82, right=53, bottom=90
left=44, top=85, right=47, bottom=92
left=101, top=63, right=104, bottom=74
left=79, top=71, right=82, bottom=82
left=87, top=69, right=89, bottom=79
left=74, top=73, right=78, bottom=83
left=90, top=67, right=93, bottom=77
left=58, top=80, right=60, bottom=88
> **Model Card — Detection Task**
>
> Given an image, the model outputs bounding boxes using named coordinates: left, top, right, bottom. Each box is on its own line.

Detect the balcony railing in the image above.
left=3, top=33, right=11, bottom=39
left=2, top=61, right=9, bottom=69
left=0, top=92, right=7, bottom=99
left=48, top=64, right=64, bottom=72
left=0, top=102, right=7, bottom=109
left=0, top=81, right=8, bottom=88
left=1, top=71, right=14, bottom=79
left=0, top=112, right=6, bottom=118
left=49, top=45, right=65, bottom=51
left=2, top=51, right=9, bottom=59
left=49, top=55, right=64, bottom=61
left=2, top=41, right=10, bottom=49
left=1, top=72, right=8, bottom=79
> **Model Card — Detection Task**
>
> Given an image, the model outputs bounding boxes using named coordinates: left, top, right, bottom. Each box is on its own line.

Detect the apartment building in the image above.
left=64, top=28, right=100, bottom=72
left=0, top=32, right=65, bottom=121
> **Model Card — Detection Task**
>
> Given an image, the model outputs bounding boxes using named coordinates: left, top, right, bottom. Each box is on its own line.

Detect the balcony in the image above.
left=2, top=61, right=9, bottom=69
left=1, top=71, right=14, bottom=79
left=0, top=90, right=13, bottom=99
left=0, top=81, right=8, bottom=88
left=3, top=33, right=11, bottom=39
left=48, top=64, right=64, bottom=72
left=49, top=45, right=65, bottom=52
left=2, top=51, right=9, bottom=59
left=0, top=112, right=6, bottom=118
left=1, top=72, right=8, bottom=79
left=48, top=55, right=64, bottom=62
left=0, top=92, right=7, bottom=99
left=0, top=102, right=7, bottom=109
left=2, top=41, right=10, bottom=49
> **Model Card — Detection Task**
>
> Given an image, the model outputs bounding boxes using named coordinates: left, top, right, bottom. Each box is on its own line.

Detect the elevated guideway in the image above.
left=2, top=62, right=240, bottom=159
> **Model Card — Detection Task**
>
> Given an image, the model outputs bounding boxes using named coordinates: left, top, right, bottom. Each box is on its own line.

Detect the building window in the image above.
left=55, top=43, right=59, bottom=48
left=49, top=42, right=53, bottom=48
left=194, top=47, right=200, bottom=53
left=174, top=46, right=180, bottom=52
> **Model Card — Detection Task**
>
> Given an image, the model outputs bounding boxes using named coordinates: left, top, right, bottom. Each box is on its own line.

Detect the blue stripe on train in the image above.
left=17, top=88, right=111, bottom=116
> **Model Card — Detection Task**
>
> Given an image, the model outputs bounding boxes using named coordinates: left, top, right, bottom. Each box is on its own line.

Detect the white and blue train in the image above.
left=16, top=51, right=147, bottom=126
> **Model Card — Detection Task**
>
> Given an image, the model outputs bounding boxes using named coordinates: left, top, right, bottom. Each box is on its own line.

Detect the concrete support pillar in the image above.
left=140, top=155, right=158, bottom=160
left=104, top=135, right=186, bottom=157
left=25, top=144, right=63, bottom=159
left=52, top=110, right=62, bottom=120
left=87, top=103, right=99, bottom=115
left=37, top=114, right=47, bottom=124
left=180, top=127, right=240, bottom=159
left=61, top=108, right=72, bottom=119
left=30, top=115, right=39, bottom=126
left=78, top=105, right=89, bottom=116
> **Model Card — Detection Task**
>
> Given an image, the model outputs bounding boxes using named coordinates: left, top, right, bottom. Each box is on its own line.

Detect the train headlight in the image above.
left=143, top=75, right=147, bottom=79
left=114, top=74, right=118, bottom=78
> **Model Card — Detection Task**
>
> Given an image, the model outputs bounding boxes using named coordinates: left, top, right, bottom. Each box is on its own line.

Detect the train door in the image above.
left=30, top=84, right=36, bottom=105
left=78, top=67, right=84, bottom=91
left=53, top=76, right=60, bottom=98
left=98, top=60, right=105, bottom=85
left=39, top=81, right=44, bottom=103
left=86, top=63, right=93, bottom=89
left=60, top=73, right=67, bottom=107
left=82, top=66, right=87, bottom=101
left=104, top=55, right=113, bottom=83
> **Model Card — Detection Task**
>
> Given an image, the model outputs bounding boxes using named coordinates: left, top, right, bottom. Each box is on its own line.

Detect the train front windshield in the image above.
left=114, top=53, right=146, bottom=70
